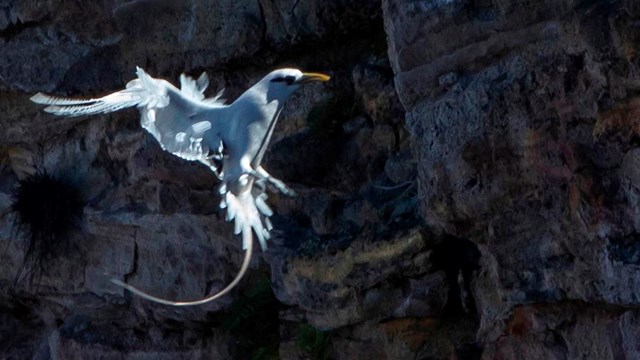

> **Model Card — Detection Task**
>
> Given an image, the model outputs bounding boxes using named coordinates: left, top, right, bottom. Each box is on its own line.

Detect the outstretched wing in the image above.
left=134, top=68, right=228, bottom=164
left=31, top=67, right=229, bottom=170
left=179, top=72, right=226, bottom=104
left=179, top=72, right=209, bottom=101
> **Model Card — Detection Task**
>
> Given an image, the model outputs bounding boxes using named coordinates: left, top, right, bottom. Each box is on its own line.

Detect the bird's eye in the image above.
left=270, top=75, right=296, bottom=85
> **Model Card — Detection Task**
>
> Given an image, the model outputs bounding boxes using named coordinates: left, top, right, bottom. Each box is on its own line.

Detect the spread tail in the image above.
left=220, top=179, right=273, bottom=251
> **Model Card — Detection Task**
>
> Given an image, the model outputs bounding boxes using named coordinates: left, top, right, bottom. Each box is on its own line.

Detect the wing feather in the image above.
left=31, top=67, right=229, bottom=169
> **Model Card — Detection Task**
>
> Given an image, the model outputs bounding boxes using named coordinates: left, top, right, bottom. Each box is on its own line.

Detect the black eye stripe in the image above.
left=270, top=75, right=296, bottom=85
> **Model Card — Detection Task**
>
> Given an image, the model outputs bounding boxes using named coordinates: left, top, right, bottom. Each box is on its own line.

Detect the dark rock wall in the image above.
left=1, top=0, right=639, bottom=359
left=384, top=0, right=640, bottom=358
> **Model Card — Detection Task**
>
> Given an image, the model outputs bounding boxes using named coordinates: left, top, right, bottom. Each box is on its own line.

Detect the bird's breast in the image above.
left=227, top=100, right=279, bottom=160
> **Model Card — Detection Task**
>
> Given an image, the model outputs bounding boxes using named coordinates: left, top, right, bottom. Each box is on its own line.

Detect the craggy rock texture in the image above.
left=0, top=0, right=427, bottom=359
left=384, top=0, right=640, bottom=358
left=2, top=0, right=640, bottom=359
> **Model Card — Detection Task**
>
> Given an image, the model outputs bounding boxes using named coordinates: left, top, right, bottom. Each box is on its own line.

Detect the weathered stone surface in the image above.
left=46, top=314, right=233, bottom=360
left=269, top=230, right=442, bottom=329
left=4, top=0, right=640, bottom=358
left=482, top=303, right=640, bottom=360
left=384, top=0, right=640, bottom=357
left=0, top=0, right=417, bottom=358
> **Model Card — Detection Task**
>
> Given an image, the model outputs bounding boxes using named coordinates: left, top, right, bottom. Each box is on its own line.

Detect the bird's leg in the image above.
left=252, top=166, right=296, bottom=196
left=254, top=177, right=267, bottom=193
left=237, top=157, right=294, bottom=196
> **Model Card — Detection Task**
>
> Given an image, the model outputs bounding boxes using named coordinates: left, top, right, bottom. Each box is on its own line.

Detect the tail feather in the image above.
left=255, top=193, right=273, bottom=217
left=110, top=230, right=254, bottom=306
left=109, top=185, right=264, bottom=307
left=223, top=187, right=273, bottom=251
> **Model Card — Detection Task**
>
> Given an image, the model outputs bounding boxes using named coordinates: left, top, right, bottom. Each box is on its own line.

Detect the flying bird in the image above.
left=31, top=67, right=330, bottom=306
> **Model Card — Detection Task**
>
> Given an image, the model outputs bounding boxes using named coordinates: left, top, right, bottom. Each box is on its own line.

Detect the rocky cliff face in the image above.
left=385, top=0, right=640, bottom=358
left=0, top=0, right=639, bottom=359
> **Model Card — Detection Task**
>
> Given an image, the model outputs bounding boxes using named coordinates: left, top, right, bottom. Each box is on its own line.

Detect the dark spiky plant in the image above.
left=11, top=172, right=84, bottom=286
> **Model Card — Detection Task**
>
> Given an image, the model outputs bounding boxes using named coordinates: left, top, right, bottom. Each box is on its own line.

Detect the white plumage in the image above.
left=31, top=66, right=330, bottom=306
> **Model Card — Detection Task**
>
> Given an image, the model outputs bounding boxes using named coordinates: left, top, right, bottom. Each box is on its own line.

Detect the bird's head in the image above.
left=261, top=68, right=330, bottom=102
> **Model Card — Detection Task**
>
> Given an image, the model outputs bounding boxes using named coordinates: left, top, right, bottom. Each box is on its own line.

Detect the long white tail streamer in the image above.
left=110, top=230, right=253, bottom=306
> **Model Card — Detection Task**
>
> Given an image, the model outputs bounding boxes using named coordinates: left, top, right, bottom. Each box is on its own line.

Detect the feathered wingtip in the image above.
left=135, top=66, right=155, bottom=89
left=196, top=72, right=209, bottom=92
left=180, top=72, right=209, bottom=101
left=135, top=66, right=147, bottom=79
left=30, top=68, right=160, bottom=117
left=204, top=89, right=226, bottom=105
left=30, top=92, right=97, bottom=107
left=30, top=92, right=104, bottom=116
left=30, top=92, right=53, bottom=105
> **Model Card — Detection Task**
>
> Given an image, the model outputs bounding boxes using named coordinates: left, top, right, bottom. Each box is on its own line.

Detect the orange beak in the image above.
left=297, top=72, right=331, bottom=84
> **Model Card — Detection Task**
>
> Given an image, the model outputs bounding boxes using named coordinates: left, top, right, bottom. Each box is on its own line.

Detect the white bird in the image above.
left=31, top=67, right=330, bottom=306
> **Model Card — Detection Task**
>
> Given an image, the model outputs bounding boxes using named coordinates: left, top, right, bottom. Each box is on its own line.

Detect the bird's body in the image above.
left=31, top=67, right=329, bottom=306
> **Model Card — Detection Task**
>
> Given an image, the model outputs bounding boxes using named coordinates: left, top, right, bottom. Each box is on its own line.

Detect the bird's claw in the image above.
left=249, top=166, right=295, bottom=196
left=268, top=177, right=296, bottom=197
left=279, top=184, right=297, bottom=197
